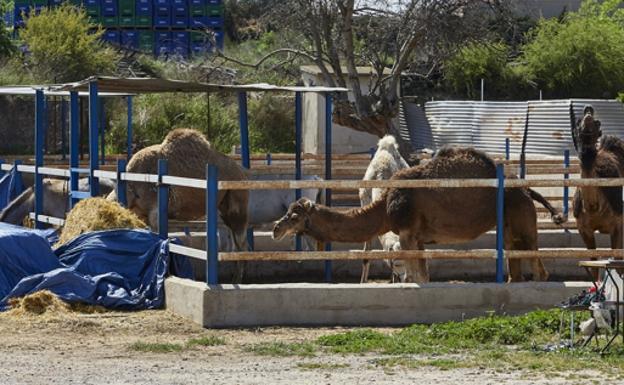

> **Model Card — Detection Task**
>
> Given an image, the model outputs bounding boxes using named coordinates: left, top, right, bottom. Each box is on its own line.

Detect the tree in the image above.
left=19, top=4, right=118, bottom=82
left=520, top=0, right=624, bottom=98
left=0, top=0, right=15, bottom=58
left=216, top=0, right=511, bottom=158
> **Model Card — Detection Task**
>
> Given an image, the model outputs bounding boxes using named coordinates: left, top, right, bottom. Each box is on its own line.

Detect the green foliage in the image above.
left=520, top=0, right=624, bottom=98
left=444, top=41, right=533, bottom=100
left=186, top=335, right=226, bottom=347
left=129, top=341, right=184, bottom=353
left=0, top=0, right=14, bottom=59
left=244, top=341, right=316, bottom=357
left=19, top=4, right=118, bottom=82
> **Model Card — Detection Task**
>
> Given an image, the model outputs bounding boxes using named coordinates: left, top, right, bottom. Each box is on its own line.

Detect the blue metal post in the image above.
left=13, top=160, right=23, bottom=195
left=116, top=159, right=127, bottom=207
left=69, top=91, right=80, bottom=208
left=99, top=98, right=106, bottom=166
left=237, top=91, right=254, bottom=251
left=61, top=99, right=67, bottom=160
left=0, top=159, right=4, bottom=178
left=42, top=97, right=48, bottom=154
left=505, top=138, right=510, bottom=161
left=370, top=147, right=376, bottom=159
left=295, top=92, right=303, bottom=251
left=127, top=96, right=133, bottom=160
left=34, top=90, right=45, bottom=229
left=157, top=159, right=168, bottom=239
left=563, top=149, right=570, bottom=220
left=496, top=163, right=505, bottom=283
left=88, top=81, right=100, bottom=197
left=206, top=164, right=219, bottom=285
left=266, top=153, right=272, bottom=165
left=324, top=93, right=333, bottom=282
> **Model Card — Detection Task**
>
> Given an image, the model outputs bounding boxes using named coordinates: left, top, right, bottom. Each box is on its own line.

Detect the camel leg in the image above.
left=360, top=240, right=372, bottom=283
left=400, top=232, right=429, bottom=283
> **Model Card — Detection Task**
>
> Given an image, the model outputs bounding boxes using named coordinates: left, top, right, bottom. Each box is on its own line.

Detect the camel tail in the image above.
left=528, top=188, right=567, bottom=225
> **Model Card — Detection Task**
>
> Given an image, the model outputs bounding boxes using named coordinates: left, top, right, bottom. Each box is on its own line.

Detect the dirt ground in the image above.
left=0, top=308, right=613, bottom=385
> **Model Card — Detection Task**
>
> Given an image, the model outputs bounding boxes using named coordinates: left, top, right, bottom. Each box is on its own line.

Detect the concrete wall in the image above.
left=301, top=69, right=380, bottom=154
left=165, top=277, right=588, bottom=328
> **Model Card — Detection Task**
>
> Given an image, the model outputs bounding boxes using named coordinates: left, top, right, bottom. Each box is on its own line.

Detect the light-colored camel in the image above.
left=359, top=135, right=409, bottom=283
left=572, top=106, right=624, bottom=271
left=274, top=146, right=565, bottom=283
left=0, top=177, right=115, bottom=225
left=115, top=128, right=249, bottom=282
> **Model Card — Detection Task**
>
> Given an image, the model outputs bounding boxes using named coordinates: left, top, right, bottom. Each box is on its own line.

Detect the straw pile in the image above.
left=6, top=290, right=70, bottom=316
left=56, top=197, right=147, bottom=246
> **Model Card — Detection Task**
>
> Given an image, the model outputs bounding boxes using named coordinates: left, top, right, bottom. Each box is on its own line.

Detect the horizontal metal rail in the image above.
left=218, top=248, right=624, bottom=262
left=169, top=243, right=207, bottom=261
left=28, top=213, right=65, bottom=226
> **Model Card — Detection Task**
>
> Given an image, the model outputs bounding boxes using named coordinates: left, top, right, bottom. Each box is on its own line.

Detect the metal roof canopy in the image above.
left=0, top=85, right=133, bottom=97
left=51, top=76, right=349, bottom=94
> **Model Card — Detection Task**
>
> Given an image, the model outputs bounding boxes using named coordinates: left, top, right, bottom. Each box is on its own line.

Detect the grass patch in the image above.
left=130, top=341, right=184, bottom=353
left=187, top=336, right=226, bottom=347
left=245, top=341, right=317, bottom=357
left=296, top=362, right=350, bottom=370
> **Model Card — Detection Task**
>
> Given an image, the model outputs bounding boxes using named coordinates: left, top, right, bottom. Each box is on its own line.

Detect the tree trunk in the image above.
left=332, top=99, right=415, bottom=162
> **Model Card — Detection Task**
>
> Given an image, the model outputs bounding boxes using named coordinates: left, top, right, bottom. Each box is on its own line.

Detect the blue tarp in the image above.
left=0, top=167, right=23, bottom=211
left=0, top=223, right=192, bottom=310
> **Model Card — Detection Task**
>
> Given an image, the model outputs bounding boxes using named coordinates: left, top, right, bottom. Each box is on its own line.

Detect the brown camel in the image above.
left=273, top=147, right=564, bottom=283
left=572, top=106, right=624, bottom=269
left=114, top=128, right=249, bottom=282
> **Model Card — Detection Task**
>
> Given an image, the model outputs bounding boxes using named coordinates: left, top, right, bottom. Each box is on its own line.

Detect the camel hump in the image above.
left=163, top=128, right=212, bottom=150
left=600, top=135, right=624, bottom=164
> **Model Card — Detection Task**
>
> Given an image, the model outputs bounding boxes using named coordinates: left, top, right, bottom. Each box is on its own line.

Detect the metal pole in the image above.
left=266, top=153, right=272, bottom=165
left=34, top=90, right=45, bottom=229
left=61, top=99, right=67, bottom=161
left=13, top=160, right=23, bottom=195
left=69, top=91, right=80, bottom=208
left=295, top=91, right=303, bottom=251
left=127, top=96, right=133, bottom=161
left=157, top=159, right=168, bottom=239
left=505, top=138, right=510, bottom=161
left=237, top=91, right=253, bottom=251
left=0, top=159, right=4, bottom=179
left=99, top=98, right=106, bottom=166
left=206, top=164, right=219, bottom=285
left=563, top=149, right=570, bottom=220
left=480, top=78, right=484, bottom=101
left=88, top=81, right=99, bottom=197
left=116, top=159, right=127, bottom=207
left=496, top=163, right=505, bottom=283
left=324, top=93, right=333, bottom=282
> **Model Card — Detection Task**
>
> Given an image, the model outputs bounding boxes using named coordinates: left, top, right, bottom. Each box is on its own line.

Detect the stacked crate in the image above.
left=11, top=0, right=225, bottom=57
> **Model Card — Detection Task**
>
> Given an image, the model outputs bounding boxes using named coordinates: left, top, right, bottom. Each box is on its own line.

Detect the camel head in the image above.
left=272, top=198, right=315, bottom=240
left=575, top=104, right=602, bottom=149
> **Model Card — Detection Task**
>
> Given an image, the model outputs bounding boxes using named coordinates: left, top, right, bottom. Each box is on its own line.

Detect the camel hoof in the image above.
left=551, top=213, right=567, bottom=225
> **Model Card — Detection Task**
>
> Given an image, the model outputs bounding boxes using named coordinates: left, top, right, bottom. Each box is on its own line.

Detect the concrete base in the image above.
left=165, top=277, right=589, bottom=328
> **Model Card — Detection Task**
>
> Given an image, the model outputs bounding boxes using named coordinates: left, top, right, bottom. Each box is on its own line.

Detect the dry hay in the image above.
left=56, top=197, right=147, bottom=246
left=6, top=290, right=70, bottom=316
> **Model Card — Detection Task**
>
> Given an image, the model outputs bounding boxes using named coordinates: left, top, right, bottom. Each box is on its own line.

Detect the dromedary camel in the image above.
left=572, top=106, right=624, bottom=264
left=359, top=135, right=409, bottom=283
left=273, top=146, right=565, bottom=283
left=113, top=128, right=249, bottom=282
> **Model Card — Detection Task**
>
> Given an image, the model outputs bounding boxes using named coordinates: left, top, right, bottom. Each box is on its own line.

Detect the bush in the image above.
left=19, top=4, right=118, bottom=82
left=519, top=0, right=624, bottom=98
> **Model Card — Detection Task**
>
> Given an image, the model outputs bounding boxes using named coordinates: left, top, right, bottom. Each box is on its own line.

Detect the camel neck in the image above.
left=304, top=198, right=391, bottom=243
left=579, top=145, right=598, bottom=175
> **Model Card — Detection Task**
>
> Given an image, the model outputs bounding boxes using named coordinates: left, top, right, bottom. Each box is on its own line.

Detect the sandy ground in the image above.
left=0, top=309, right=609, bottom=385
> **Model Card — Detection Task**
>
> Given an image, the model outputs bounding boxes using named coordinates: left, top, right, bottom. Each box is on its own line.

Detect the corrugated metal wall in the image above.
left=402, top=99, right=624, bottom=156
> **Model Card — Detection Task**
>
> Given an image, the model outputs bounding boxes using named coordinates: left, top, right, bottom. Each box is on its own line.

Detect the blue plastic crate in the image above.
left=121, top=30, right=139, bottom=48
left=84, top=0, right=100, bottom=7
left=206, top=16, right=222, bottom=27
left=102, top=0, right=116, bottom=5
left=172, top=4, right=187, bottom=15
left=103, top=30, right=121, bottom=44
left=155, top=5, right=170, bottom=15
left=49, top=0, right=64, bottom=6
left=189, top=15, right=206, bottom=28
left=189, top=0, right=204, bottom=5
left=206, top=0, right=220, bottom=4
left=191, top=41, right=212, bottom=55
left=135, top=0, right=152, bottom=15
left=101, top=4, right=118, bottom=16
left=13, top=5, right=29, bottom=27
left=154, top=14, right=170, bottom=27
left=171, top=15, right=187, bottom=27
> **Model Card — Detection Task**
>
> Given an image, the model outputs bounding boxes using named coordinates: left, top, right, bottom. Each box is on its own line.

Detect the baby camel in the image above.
left=274, top=146, right=564, bottom=283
